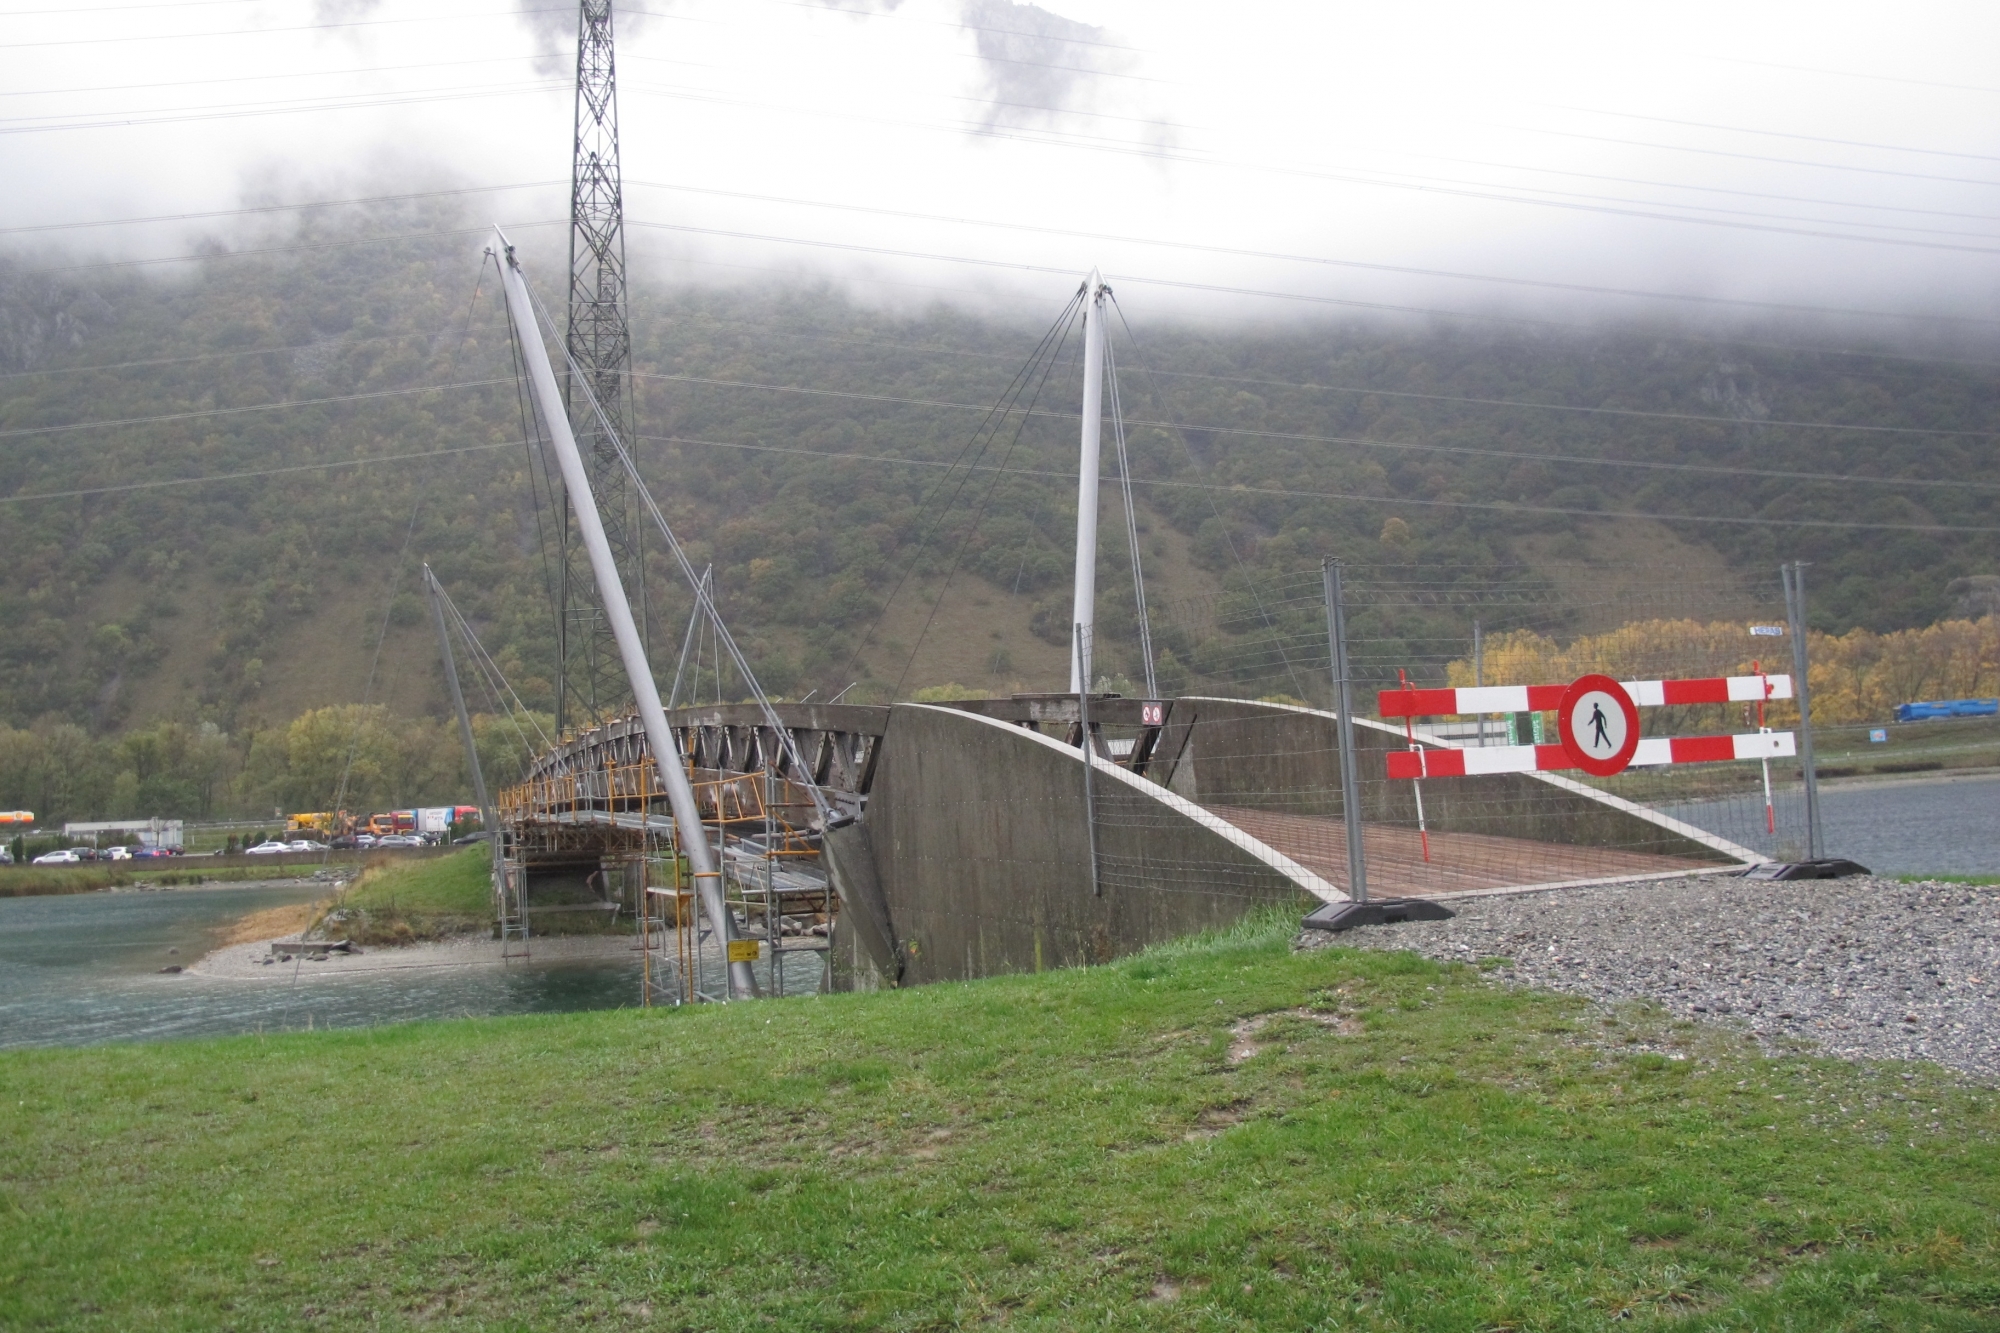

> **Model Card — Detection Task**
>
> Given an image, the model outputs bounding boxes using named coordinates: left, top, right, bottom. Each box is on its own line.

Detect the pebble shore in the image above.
left=1301, top=874, right=2000, bottom=1081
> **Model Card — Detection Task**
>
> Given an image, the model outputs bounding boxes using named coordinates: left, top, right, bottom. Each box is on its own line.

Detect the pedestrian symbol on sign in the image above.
left=1588, top=701, right=1613, bottom=751
left=1140, top=702, right=1165, bottom=726
left=1556, top=674, right=1641, bottom=777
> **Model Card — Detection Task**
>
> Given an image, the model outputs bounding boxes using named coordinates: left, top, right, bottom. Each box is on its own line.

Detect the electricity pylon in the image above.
left=555, top=0, right=645, bottom=734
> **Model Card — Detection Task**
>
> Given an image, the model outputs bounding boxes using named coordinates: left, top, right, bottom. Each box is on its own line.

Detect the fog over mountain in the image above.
left=2, top=0, right=1998, bottom=339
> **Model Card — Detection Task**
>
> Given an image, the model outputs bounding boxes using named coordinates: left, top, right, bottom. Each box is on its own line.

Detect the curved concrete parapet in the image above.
left=1175, top=696, right=1756, bottom=868
left=833, top=703, right=1342, bottom=988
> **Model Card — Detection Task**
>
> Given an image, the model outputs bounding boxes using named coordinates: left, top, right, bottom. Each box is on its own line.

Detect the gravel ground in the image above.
left=189, top=932, right=635, bottom=980
left=1299, top=874, right=2000, bottom=1081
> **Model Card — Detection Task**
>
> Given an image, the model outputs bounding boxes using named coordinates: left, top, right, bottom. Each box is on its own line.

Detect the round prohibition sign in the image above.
left=1556, top=674, right=1640, bottom=777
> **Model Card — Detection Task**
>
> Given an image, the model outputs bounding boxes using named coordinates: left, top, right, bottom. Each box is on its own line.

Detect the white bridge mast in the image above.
left=1069, top=271, right=1109, bottom=693
left=494, top=228, right=756, bottom=1001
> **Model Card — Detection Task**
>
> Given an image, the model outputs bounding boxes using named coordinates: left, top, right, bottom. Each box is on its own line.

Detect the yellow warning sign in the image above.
left=726, top=939, right=762, bottom=963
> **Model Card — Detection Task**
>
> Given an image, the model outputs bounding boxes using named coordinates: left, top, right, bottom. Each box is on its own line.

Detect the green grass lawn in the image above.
left=339, top=847, right=491, bottom=915
left=2, top=913, right=1996, bottom=1330
left=317, top=848, right=492, bottom=943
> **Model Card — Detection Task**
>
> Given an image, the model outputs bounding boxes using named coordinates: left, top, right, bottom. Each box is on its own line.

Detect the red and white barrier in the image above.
left=1378, top=673, right=1789, bottom=719
left=1387, top=730, right=1794, bottom=780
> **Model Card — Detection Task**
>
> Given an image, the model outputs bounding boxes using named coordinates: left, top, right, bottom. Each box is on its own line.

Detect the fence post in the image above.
left=1322, top=559, right=1369, bottom=904
left=1783, top=561, right=1824, bottom=859
left=1075, top=622, right=1102, bottom=898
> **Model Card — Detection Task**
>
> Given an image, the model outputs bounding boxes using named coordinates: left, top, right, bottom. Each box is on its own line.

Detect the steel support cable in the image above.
left=667, top=566, right=715, bottom=710
left=629, top=369, right=2000, bottom=490
left=891, top=295, right=1081, bottom=698
left=623, top=435, right=2000, bottom=536
left=835, top=286, right=1088, bottom=688
left=438, top=588, right=550, bottom=781
left=505, top=297, right=567, bottom=676
left=1114, top=294, right=1304, bottom=696
left=521, top=279, right=833, bottom=825
left=438, top=591, right=530, bottom=773
left=1104, top=337, right=1157, bottom=699
left=439, top=583, right=552, bottom=749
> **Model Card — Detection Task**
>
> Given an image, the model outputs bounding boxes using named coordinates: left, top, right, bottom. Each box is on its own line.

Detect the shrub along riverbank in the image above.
left=0, top=861, right=324, bottom=898
left=2, top=912, right=1996, bottom=1329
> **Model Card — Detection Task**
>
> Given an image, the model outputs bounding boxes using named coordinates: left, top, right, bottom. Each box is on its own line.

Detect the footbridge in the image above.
left=495, top=694, right=1747, bottom=995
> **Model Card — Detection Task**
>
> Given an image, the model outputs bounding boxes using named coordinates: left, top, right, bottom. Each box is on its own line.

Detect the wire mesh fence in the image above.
left=1080, top=561, right=1817, bottom=902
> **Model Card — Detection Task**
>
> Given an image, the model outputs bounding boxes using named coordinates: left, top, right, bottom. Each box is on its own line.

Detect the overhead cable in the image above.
left=628, top=369, right=2000, bottom=489
left=633, top=431, right=2000, bottom=534
left=0, top=377, right=511, bottom=439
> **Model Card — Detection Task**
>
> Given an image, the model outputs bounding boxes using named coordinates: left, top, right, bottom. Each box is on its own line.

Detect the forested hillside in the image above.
left=1, top=202, right=1996, bottom=823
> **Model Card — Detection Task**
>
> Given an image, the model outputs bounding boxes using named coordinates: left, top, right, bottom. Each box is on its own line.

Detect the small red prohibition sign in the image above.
left=1556, top=674, right=1641, bottom=777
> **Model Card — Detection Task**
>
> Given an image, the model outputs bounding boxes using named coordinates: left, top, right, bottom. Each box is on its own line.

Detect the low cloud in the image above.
left=960, top=0, right=1128, bottom=129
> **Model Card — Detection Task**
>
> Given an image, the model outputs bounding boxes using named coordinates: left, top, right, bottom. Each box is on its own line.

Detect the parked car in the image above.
left=103, top=846, right=133, bottom=861
left=286, top=839, right=328, bottom=852
left=374, top=834, right=425, bottom=848
left=352, top=833, right=379, bottom=848
left=133, top=847, right=178, bottom=859
left=244, top=840, right=292, bottom=855
left=32, top=849, right=81, bottom=865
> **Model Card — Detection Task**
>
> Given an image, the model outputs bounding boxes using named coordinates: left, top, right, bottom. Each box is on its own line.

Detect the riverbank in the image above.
left=189, top=931, right=636, bottom=979
left=4, top=910, right=1997, bottom=1329
left=0, top=862, right=334, bottom=897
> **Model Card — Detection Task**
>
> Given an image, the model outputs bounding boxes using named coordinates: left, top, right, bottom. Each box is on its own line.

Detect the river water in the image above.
left=0, top=882, right=649, bottom=1050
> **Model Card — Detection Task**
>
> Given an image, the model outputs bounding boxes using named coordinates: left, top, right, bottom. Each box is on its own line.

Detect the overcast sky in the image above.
left=4, top=0, right=1999, bottom=336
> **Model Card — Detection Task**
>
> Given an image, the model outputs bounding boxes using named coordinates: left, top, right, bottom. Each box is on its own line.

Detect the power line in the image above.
left=1709, top=55, right=2000, bottom=99
left=0, top=50, right=570, bottom=100
left=0, top=440, right=518, bottom=504
left=0, top=6, right=570, bottom=49
left=627, top=179, right=2000, bottom=326
left=628, top=369, right=2000, bottom=490
left=27, top=219, right=565, bottom=274
left=634, top=431, right=2000, bottom=534
left=1543, top=104, right=2000, bottom=165
left=0, top=80, right=569, bottom=136
left=0, top=330, right=432, bottom=380
left=618, top=215, right=2000, bottom=366
left=0, top=377, right=511, bottom=440
left=1517, top=124, right=2000, bottom=190
left=623, top=81, right=2000, bottom=255
left=1116, top=367, right=2000, bottom=440
left=0, top=181, right=563, bottom=235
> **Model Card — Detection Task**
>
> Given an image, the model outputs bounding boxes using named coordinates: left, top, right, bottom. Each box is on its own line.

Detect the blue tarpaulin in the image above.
left=1895, top=698, right=2000, bottom=722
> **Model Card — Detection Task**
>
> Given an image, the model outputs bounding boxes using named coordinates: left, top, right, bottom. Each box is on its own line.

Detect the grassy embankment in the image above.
left=3, top=913, right=1997, bottom=1330
left=0, top=861, right=324, bottom=898
left=311, top=847, right=493, bottom=945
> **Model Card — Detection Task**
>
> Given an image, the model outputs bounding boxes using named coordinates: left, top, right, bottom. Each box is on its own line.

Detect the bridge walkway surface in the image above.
left=1201, top=804, right=1715, bottom=899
